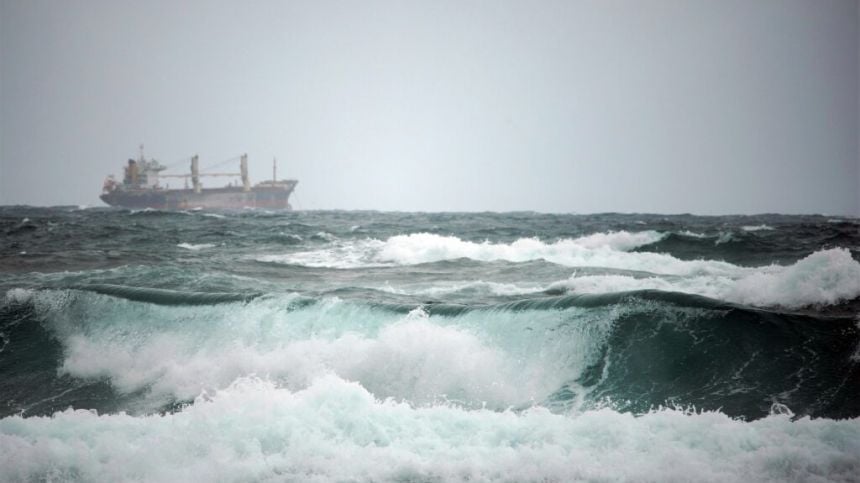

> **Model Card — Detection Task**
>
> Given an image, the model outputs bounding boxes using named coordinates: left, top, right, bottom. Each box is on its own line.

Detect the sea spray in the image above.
left=2, top=208, right=859, bottom=481
left=2, top=376, right=859, bottom=483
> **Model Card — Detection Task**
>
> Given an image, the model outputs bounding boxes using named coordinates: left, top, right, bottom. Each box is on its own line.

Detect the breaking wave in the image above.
left=557, top=247, right=860, bottom=309
left=258, top=231, right=741, bottom=276
left=3, top=209, right=860, bottom=482
left=4, top=287, right=858, bottom=420
left=2, top=376, right=859, bottom=483
left=259, top=231, right=860, bottom=308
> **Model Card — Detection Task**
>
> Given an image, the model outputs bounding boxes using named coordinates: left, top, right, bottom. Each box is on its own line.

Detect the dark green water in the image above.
left=1, top=207, right=859, bottom=481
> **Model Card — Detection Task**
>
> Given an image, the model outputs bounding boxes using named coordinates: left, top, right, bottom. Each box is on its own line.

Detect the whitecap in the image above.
left=741, top=225, right=775, bottom=232
left=4, top=288, right=34, bottom=305
left=555, top=247, right=860, bottom=309
left=1, top=376, right=858, bottom=483
left=177, top=243, right=215, bottom=251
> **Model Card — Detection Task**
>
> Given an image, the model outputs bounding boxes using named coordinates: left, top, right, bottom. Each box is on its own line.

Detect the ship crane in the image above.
left=157, top=155, right=251, bottom=193
left=100, top=149, right=297, bottom=210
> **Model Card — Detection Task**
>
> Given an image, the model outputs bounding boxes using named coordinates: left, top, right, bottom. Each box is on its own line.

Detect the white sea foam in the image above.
left=3, top=288, right=34, bottom=305
left=678, top=230, right=711, bottom=238
left=552, top=274, right=734, bottom=300
left=555, top=247, right=860, bottom=308
left=714, top=231, right=734, bottom=245
left=564, top=230, right=665, bottom=251
left=259, top=238, right=387, bottom=268
left=277, top=233, right=303, bottom=243
left=313, top=231, right=338, bottom=242
left=376, top=232, right=665, bottom=265
left=742, top=224, right=775, bottom=232
left=727, top=248, right=860, bottom=308
left=177, top=242, right=215, bottom=250
left=258, top=231, right=860, bottom=307
left=378, top=280, right=544, bottom=297
left=495, top=246, right=860, bottom=308
left=33, top=292, right=593, bottom=409
left=1, top=376, right=858, bottom=483
left=260, top=231, right=748, bottom=277
left=372, top=232, right=740, bottom=277
left=57, top=317, right=560, bottom=409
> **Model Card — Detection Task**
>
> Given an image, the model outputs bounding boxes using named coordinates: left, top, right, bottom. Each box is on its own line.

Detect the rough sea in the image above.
left=1, top=206, right=859, bottom=482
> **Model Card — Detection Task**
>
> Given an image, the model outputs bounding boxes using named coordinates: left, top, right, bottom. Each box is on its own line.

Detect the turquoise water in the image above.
left=1, top=207, right=859, bottom=481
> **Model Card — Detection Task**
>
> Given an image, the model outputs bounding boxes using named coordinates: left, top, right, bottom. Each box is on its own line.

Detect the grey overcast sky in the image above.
left=0, top=0, right=858, bottom=214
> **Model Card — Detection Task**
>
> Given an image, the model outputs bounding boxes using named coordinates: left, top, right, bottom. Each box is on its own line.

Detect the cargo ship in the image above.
left=100, top=147, right=298, bottom=210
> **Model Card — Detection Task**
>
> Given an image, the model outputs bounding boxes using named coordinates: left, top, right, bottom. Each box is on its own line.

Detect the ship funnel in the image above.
left=240, top=154, right=250, bottom=191
left=191, top=155, right=201, bottom=193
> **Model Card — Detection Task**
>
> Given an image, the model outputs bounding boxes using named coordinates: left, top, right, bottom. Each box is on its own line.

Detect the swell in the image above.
left=496, top=291, right=860, bottom=419
left=634, top=231, right=788, bottom=265
left=635, top=223, right=860, bottom=265
left=3, top=288, right=858, bottom=420
left=0, top=299, right=127, bottom=418
left=80, top=284, right=260, bottom=306
left=257, top=232, right=860, bottom=309
left=569, top=298, right=860, bottom=419
left=58, top=283, right=860, bottom=317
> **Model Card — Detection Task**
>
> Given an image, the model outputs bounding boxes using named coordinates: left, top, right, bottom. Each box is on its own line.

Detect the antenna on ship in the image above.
left=139, top=144, right=145, bottom=162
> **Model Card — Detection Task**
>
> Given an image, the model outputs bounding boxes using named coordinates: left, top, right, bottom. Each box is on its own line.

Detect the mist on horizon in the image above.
left=1, top=0, right=858, bottom=215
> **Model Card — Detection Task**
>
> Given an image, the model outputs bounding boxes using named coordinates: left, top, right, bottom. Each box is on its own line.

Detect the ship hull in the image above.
left=100, top=184, right=296, bottom=210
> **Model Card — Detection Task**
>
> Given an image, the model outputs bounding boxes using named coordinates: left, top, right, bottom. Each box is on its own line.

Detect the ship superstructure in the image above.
left=100, top=146, right=298, bottom=210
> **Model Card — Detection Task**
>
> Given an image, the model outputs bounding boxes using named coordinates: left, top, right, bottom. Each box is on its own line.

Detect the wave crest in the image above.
left=1, top=376, right=858, bottom=483
left=557, top=247, right=860, bottom=309
left=259, top=231, right=745, bottom=276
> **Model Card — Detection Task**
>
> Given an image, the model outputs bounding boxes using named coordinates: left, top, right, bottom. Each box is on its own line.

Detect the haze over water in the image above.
left=1, top=0, right=858, bottom=214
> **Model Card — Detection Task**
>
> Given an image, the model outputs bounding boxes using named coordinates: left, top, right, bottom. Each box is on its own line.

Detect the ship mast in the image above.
left=191, top=155, right=201, bottom=193
left=240, top=154, right=250, bottom=191
left=273, top=157, right=277, bottom=185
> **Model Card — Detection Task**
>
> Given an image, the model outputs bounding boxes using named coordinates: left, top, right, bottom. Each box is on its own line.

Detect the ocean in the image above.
left=1, top=206, right=859, bottom=482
